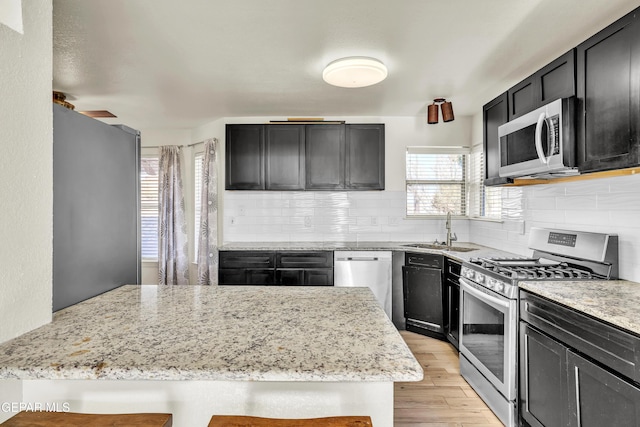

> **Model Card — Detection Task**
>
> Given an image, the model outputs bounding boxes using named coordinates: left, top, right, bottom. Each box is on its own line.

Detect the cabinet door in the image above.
left=445, top=280, right=460, bottom=349
left=568, top=350, right=640, bottom=427
left=276, top=268, right=333, bottom=286
left=304, top=269, right=334, bottom=286
left=403, top=265, right=443, bottom=332
left=576, top=11, right=640, bottom=172
left=519, top=322, right=569, bottom=427
left=482, top=93, right=511, bottom=186
left=538, top=50, right=576, bottom=105
left=444, top=259, right=461, bottom=349
left=345, top=124, right=385, bottom=190
left=218, top=268, right=248, bottom=285
left=305, top=124, right=345, bottom=190
left=225, top=125, right=265, bottom=190
left=265, top=125, right=305, bottom=190
left=246, top=269, right=275, bottom=285
left=276, top=269, right=304, bottom=285
left=508, top=78, right=537, bottom=120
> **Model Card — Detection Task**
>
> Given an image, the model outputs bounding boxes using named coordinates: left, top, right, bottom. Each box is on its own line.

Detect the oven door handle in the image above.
left=460, top=278, right=511, bottom=309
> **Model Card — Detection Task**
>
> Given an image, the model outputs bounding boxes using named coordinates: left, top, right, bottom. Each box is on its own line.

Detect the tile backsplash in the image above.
left=223, top=190, right=469, bottom=244
left=470, top=173, right=640, bottom=282
left=223, top=173, right=640, bottom=282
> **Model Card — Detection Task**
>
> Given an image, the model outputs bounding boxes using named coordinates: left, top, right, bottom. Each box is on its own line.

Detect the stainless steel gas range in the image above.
left=458, top=227, right=618, bottom=427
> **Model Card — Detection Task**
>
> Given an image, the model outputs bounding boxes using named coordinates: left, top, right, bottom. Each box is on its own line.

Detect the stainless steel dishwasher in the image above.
left=334, top=251, right=392, bottom=318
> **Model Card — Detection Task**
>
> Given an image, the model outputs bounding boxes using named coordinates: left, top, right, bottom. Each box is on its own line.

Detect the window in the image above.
left=194, top=152, right=204, bottom=257
left=406, top=147, right=468, bottom=216
left=469, top=145, right=502, bottom=219
left=140, top=156, right=159, bottom=260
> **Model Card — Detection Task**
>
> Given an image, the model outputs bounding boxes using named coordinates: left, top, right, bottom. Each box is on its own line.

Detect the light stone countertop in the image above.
left=0, top=285, right=423, bottom=382
left=219, top=241, right=519, bottom=263
left=519, top=280, right=640, bottom=336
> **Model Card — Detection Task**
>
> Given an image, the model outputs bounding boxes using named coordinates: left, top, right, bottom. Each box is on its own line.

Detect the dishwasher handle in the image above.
left=335, top=257, right=379, bottom=262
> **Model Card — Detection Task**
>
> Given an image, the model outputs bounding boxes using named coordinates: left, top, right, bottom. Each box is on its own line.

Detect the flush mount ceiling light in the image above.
left=322, top=57, right=388, bottom=88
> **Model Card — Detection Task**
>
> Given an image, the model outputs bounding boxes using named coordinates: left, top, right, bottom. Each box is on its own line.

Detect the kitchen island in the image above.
left=0, top=285, right=422, bottom=426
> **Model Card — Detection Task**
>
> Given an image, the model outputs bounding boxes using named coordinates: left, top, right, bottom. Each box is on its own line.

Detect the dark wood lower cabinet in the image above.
left=276, top=269, right=333, bottom=286
left=520, top=289, right=640, bottom=427
left=567, top=350, right=640, bottom=427
left=520, top=322, right=569, bottom=427
left=444, top=259, right=461, bottom=349
left=219, top=250, right=333, bottom=286
left=218, top=269, right=275, bottom=285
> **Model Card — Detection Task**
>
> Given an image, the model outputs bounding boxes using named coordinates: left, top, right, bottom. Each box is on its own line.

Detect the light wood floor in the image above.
left=395, top=331, right=504, bottom=427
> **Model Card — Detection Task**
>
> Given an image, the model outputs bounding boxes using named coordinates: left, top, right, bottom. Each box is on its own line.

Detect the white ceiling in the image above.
left=53, top=0, right=640, bottom=130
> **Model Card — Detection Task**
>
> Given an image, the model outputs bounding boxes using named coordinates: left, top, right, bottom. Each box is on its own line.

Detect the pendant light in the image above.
left=427, top=98, right=455, bottom=124
left=323, top=57, right=388, bottom=88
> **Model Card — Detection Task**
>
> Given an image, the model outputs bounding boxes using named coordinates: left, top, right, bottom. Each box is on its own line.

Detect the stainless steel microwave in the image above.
left=498, top=97, right=577, bottom=178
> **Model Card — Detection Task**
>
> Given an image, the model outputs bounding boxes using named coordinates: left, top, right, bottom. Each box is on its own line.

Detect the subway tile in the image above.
left=555, top=195, right=597, bottom=211
left=609, top=211, right=640, bottom=228
left=525, top=197, right=557, bottom=210
left=564, top=180, right=611, bottom=195
left=562, top=210, right=610, bottom=226
left=597, top=193, right=640, bottom=211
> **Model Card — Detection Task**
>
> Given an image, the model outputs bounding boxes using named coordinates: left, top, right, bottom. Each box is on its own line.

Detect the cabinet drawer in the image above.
left=520, top=290, right=640, bottom=383
left=405, top=252, right=444, bottom=269
left=276, top=251, right=333, bottom=268
left=219, top=251, right=275, bottom=268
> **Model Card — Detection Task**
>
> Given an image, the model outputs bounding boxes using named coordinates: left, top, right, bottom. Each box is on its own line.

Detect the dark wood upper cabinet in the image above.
left=345, top=124, right=385, bottom=190
left=265, top=125, right=305, bottom=190
left=507, top=50, right=575, bottom=120
left=482, top=92, right=511, bottom=186
left=305, top=124, right=346, bottom=190
left=576, top=9, right=640, bottom=173
left=225, top=124, right=265, bottom=190
left=508, top=79, right=537, bottom=120
left=226, top=123, right=384, bottom=191
left=539, top=50, right=576, bottom=105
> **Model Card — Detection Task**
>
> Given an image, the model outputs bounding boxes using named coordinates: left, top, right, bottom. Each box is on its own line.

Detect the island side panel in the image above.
left=20, top=380, right=394, bottom=427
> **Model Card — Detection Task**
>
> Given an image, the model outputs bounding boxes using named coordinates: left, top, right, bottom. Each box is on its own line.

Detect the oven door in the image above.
left=459, top=277, right=517, bottom=400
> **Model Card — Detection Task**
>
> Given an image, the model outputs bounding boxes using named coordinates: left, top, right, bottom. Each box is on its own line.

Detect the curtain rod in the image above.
left=142, top=138, right=218, bottom=149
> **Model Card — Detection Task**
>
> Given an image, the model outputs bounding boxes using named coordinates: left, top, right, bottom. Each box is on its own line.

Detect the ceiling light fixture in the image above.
left=427, top=98, right=455, bottom=124
left=322, top=57, right=388, bottom=88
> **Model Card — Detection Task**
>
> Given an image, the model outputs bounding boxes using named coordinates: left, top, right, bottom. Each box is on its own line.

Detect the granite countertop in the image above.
left=219, top=241, right=518, bottom=263
left=0, top=285, right=423, bottom=382
left=520, top=280, right=640, bottom=335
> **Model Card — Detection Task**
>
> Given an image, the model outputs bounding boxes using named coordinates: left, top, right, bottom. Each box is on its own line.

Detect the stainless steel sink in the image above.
left=402, top=243, right=477, bottom=252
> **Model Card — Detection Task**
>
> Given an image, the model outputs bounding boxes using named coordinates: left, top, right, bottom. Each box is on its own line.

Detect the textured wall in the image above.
left=0, top=1, right=53, bottom=343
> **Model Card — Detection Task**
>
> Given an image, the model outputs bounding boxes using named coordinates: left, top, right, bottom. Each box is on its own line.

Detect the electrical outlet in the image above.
left=389, top=217, right=400, bottom=226
left=239, top=207, right=246, bottom=217
left=371, top=217, right=378, bottom=226
left=304, top=216, right=312, bottom=228
left=230, top=217, right=236, bottom=225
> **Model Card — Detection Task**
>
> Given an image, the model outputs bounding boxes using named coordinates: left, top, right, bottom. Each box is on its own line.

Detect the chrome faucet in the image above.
left=445, top=211, right=457, bottom=247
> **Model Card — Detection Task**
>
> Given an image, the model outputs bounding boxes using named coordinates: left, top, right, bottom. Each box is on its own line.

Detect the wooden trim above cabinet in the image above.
left=511, top=166, right=640, bottom=186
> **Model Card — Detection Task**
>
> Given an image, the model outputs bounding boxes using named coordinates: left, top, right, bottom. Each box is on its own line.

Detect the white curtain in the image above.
left=158, top=146, right=189, bottom=285
left=197, top=139, right=219, bottom=285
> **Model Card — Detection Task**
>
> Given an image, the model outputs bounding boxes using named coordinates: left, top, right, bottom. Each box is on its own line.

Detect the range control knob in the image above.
left=495, top=282, right=505, bottom=293
left=474, top=271, right=485, bottom=284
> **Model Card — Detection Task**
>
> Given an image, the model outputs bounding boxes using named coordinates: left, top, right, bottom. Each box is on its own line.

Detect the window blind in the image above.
left=406, top=147, right=468, bottom=216
left=140, top=156, right=159, bottom=259
left=469, top=145, right=502, bottom=219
